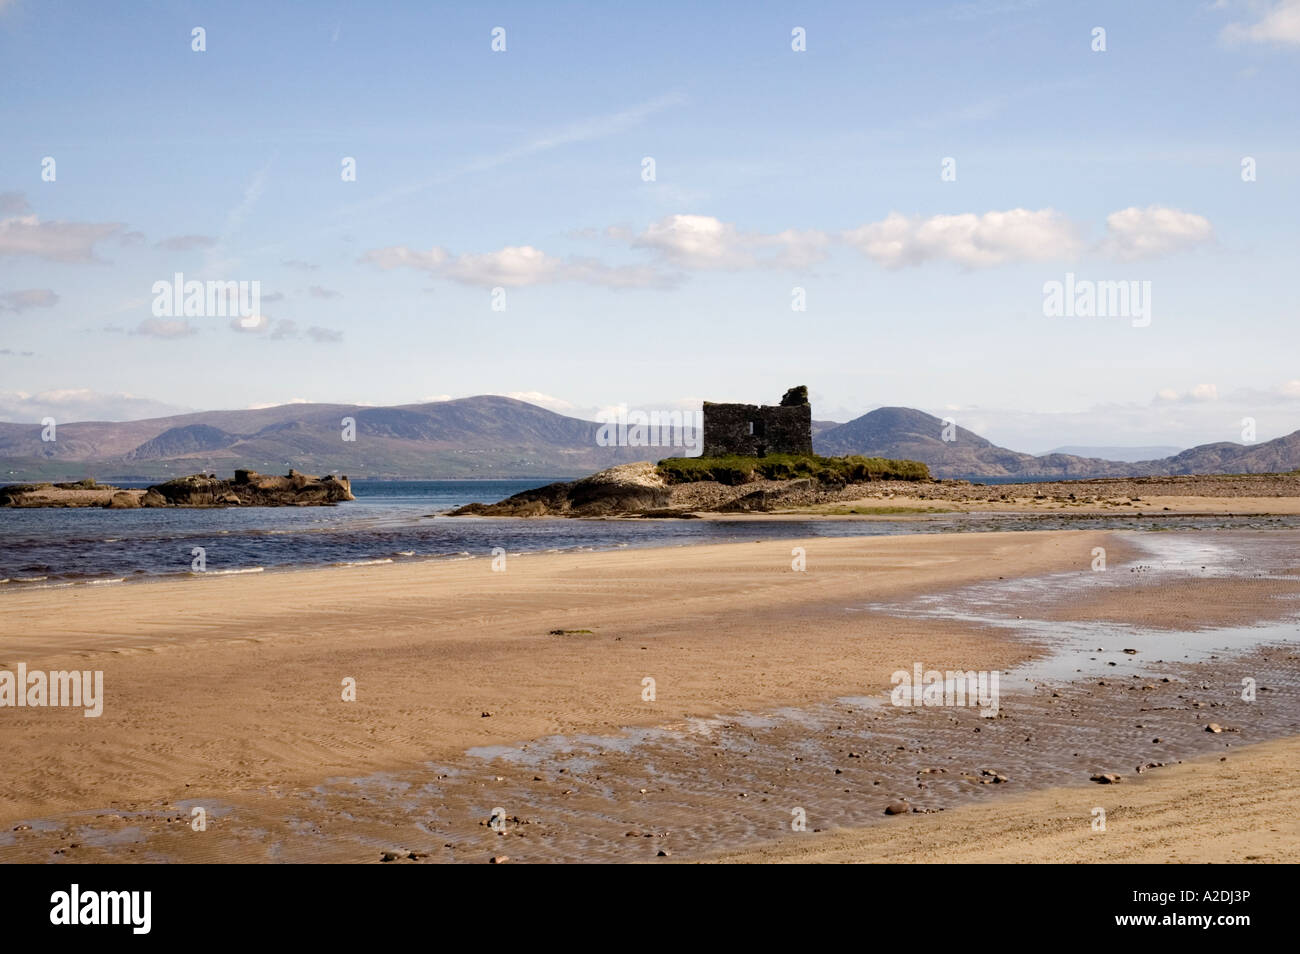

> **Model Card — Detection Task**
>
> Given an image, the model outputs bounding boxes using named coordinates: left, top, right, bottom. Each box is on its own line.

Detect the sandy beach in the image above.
left=2, top=527, right=1297, bottom=863
left=710, top=736, right=1300, bottom=864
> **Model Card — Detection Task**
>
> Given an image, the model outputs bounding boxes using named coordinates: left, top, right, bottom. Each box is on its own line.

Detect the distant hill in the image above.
left=1048, top=445, right=1183, bottom=463
left=814, top=407, right=1300, bottom=478
left=2, top=398, right=1296, bottom=482
left=811, top=419, right=842, bottom=439
left=126, top=424, right=237, bottom=459
left=0, top=396, right=692, bottom=481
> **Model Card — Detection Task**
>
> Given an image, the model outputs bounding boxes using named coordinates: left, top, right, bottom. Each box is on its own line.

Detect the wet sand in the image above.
left=710, top=736, right=1300, bottom=864
left=1, top=528, right=1297, bottom=863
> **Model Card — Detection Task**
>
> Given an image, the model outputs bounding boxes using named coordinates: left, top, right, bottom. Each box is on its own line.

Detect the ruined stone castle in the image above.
left=701, top=386, right=813, bottom=457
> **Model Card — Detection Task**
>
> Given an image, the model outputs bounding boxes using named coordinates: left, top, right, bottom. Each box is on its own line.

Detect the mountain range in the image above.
left=1, top=397, right=1297, bottom=481
left=815, top=407, right=1300, bottom=478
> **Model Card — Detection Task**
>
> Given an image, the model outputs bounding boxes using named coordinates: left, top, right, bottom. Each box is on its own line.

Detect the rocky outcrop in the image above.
left=451, top=463, right=869, bottom=517
left=451, top=462, right=671, bottom=517
left=715, top=479, right=819, bottom=512
left=0, top=479, right=120, bottom=508
left=0, top=470, right=353, bottom=508
left=450, top=461, right=1300, bottom=518
left=143, top=469, right=353, bottom=506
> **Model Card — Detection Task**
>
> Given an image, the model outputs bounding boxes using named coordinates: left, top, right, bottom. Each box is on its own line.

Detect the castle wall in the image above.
left=701, top=401, right=813, bottom=457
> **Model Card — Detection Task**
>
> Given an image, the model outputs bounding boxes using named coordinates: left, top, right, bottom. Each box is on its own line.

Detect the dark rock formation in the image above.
left=0, top=470, right=353, bottom=508
left=450, top=463, right=670, bottom=517
left=715, top=479, right=819, bottom=512
left=147, top=469, right=353, bottom=506
left=702, top=386, right=813, bottom=457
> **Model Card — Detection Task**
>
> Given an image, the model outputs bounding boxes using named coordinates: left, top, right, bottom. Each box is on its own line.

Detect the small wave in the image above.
left=13, top=576, right=48, bottom=583
left=200, top=567, right=266, bottom=576
left=333, top=558, right=393, bottom=567
left=395, top=551, right=415, bottom=557
left=83, top=578, right=125, bottom=586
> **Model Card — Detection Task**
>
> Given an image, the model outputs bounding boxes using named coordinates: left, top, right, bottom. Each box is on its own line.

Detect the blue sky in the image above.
left=1, top=0, right=1298, bottom=452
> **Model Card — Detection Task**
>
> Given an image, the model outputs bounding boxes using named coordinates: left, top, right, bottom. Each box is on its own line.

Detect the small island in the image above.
left=449, top=455, right=933, bottom=517
left=450, top=386, right=932, bottom=517
left=0, top=469, right=354, bottom=508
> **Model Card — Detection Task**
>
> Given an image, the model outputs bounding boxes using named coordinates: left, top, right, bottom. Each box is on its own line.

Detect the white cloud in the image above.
left=1097, top=206, right=1214, bottom=261
left=1223, top=0, right=1300, bottom=46
left=269, top=319, right=301, bottom=340
left=230, top=314, right=270, bottom=333
left=156, top=234, right=216, bottom=251
left=365, top=204, right=1215, bottom=289
left=245, top=398, right=311, bottom=409
left=498, top=391, right=575, bottom=413
left=632, top=214, right=830, bottom=269
left=447, top=246, right=558, bottom=286
left=0, top=288, right=59, bottom=312
left=0, top=388, right=192, bottom=423
left=843, top=208, right=1080, bottom=268
left=1154, top=383, right=1219, bottom=404
left=361, top=244, right=670, bottom=288
left=0, top=211, right=124, bottom=263
left=1191, top=383, right=1219, bottom=401
left=133, top=318, right=197, bottom=339
left=239, top=318, right=341, bottom=342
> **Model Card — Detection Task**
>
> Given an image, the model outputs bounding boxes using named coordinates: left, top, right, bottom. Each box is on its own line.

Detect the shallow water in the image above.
left=5, top=477, right=1300, bottom=585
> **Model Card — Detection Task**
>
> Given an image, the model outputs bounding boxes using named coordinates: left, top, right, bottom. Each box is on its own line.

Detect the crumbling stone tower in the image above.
left=701, top=386, right=813, bottom=457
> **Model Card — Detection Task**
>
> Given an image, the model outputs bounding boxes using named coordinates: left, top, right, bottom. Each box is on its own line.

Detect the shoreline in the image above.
left=6, top=507, right=1300, bottom=594
left=3, top=527, right=1296, bottom=862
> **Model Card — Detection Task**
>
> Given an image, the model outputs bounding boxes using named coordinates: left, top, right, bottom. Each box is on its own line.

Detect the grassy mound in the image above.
left=656, top=453, right=930, bottom=486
